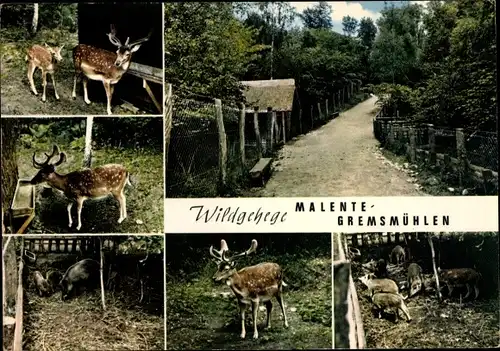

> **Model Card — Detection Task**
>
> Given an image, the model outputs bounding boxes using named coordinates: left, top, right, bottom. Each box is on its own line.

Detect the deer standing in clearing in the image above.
left=26, top=43, right=64, bottom=102
left=209, top=239, right=289, bottom=340
left=72, top=24, right=152, bottom=115
left=30, top=145, right=131, bottom=231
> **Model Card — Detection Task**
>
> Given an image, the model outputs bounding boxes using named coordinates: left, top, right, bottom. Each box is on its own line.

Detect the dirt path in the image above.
left=254, top=96, right=426, bottom=197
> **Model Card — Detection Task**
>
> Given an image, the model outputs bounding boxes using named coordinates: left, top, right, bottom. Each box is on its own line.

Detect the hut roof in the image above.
left=240, top=79, right=296, bottom=113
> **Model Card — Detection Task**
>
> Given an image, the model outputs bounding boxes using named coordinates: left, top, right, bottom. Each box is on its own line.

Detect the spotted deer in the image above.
left=72, top=24, right=152, bottom=115
left=30, top=145, right=131, bottom=231
left=209, top=239, right=289, bottom=340
left=26, top=43, right=64, bottom=102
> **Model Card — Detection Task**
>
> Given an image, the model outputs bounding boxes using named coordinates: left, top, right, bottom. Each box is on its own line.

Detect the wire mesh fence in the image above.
left=466, top=130, right=498, bottom=172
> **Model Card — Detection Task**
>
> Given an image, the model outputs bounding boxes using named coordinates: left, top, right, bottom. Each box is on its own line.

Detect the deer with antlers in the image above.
left=26, top=43, right=65, bottom=102
left=209, top=239, right=289, bottom=340
left=30, top=145, right=131, bottom=231
left=72, top=24, right=152, bottom=115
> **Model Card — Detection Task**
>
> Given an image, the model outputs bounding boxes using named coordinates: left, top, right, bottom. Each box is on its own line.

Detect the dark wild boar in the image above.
left=375, top=259, right=388, bottom=278
left=438, top=268, right=482, bottom=300
left=390, top=245, right=405, bottom=265
left=60, top=258, right=100, bottom=301
left=407, top=263, right=423, bottom=297
left=372, top=292, right=412, bottom=322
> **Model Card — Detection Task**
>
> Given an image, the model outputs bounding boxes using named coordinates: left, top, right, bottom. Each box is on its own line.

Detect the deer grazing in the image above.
left=209, top=239, right=289, bottom=340
left=30, top=145, right=131, bottom=231
left=72, top=24, right=152, bottom=115
left=26, top=43, right=64, bottom=102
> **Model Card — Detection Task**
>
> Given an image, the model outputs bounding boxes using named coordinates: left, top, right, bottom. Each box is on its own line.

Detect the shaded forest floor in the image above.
left=1, top=27, right=153, bottom=115
left=15, top=141, right=163, bottom=234
left=166, top=251, right=332, bottom=350
left=351, top=262, right=499, bottom=348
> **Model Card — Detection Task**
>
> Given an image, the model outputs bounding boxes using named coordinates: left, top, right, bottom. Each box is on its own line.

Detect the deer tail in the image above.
left=126, top=172, right=132, bottom=187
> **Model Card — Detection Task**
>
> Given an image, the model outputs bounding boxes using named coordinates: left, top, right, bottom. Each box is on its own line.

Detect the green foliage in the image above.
left=301, top=2, right=333, bottom=29
left=342, top=15, right=358, bottom=37
left=164, top=3, right=266, bottom=103
left=358, top=17, right=377, bottom=49
left=371, top=83, right=419, bottom=117
left=0, top=4, right=77, bottom=33
left=119, top=236, right=164, bottom=255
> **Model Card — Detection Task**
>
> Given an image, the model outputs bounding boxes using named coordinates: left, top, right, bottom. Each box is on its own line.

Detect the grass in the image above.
left=16, top=141, right=164, bottom=234
left=166, top=251, right=332, bottom=350
left=1, top=27, right=154, bottom=115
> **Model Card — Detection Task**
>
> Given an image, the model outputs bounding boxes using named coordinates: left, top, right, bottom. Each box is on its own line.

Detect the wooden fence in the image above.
left=165, top=81, right=368, bottom=197
left=333, top=233, right=366, bottom=349
left=23, top=236, right=120, bottom=254
left=373, top=109, right=498, bottom=194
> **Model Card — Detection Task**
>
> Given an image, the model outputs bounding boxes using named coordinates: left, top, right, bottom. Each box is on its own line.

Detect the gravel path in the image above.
left=253, top=96, right=426, bottom=197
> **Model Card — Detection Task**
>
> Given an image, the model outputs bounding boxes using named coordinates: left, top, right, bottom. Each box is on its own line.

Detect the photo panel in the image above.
left=165, top=232, right=333, bottom=350
left=2, top=234, right=165, bottom=351
left=1, top=116, right=164, bottom=234
left=334, top=232, right=499, bottom=349
left=1, top=3, right=163, bottom=116
left=164, top=1, right=497, bottom=199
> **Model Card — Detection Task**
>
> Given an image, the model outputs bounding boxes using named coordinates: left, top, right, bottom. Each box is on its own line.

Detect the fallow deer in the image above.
left=30, top=145, right=131, bottom=231
left=209, top=239, right=289, bottom=340
left=72, top=24, right=152, bottom=115
left=26, top=43, right=64, bottom=102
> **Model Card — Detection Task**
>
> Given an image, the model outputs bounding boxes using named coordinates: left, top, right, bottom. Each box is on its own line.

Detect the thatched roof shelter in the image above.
left=241, top=79, right=296, bottom=113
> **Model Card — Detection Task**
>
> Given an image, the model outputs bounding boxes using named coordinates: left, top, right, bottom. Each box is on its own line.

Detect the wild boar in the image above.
left=46, top=270, right=63, bottom=291
left=375, top=259, right=388, bottom=278
left=33, top=271, right=51, bottom=297
left=372, top=292, right=412, bottom=322
left=390, top=245, right=405, bottom=265
left=359, top=273, right=400, bottom=298
left=438, top=268, right=482, bottom=300
left=407, top=263, right=423, bottom=297
left=60, top=259, right=100, bottom=301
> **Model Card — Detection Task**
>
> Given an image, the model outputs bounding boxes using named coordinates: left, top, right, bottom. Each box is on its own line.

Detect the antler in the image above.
left=209, top=239, right=229, bottom=261
left=222, top=239, right=258, bottom=262
left=127, top=29, right=153, bottom=48
left=32, top=145, right=66, bottom=169
left=107, top=24, right=123, bottom=47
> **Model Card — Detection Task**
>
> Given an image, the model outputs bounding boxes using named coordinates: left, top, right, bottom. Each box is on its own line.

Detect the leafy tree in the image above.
left=301, top=2, right=333, bottom=29
left=357, top=17, right=377, bottom=49
left=342, top=15, right=358, bottom=37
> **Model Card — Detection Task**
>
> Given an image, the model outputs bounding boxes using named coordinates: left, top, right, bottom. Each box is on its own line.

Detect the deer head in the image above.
left=30, top=144, right=67, bottom=185
left=209, top=239, right=258, bottom=283
left=107, top=24, right=152, bottom=67
left=44, top=43, right=64, bottom=62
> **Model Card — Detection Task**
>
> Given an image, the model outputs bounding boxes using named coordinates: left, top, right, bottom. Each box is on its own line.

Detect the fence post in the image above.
left=455, top=128, right=468, bottom=187
left=299, top=108, right=303, bottom=135
left=325, top=99, right=329, bottom=118
left=409, top=126, right=416, bottom=163
left=214, top=99, right=227, bottom=193
left=310, top=105, right=314, bottom=129
left=281, top=111, right=286, bottom=144
left=342, top=87, right=345, bottom=106
left=387, top=121, right=394, bottom=148
left=317, top=102, right=322, bottom=121
left=427, top=124, right=436, bottom=165
left=267, top=107, right=274, bottom=155
left=253, top=106, right=262, bottom=159
left=332, top=93, right=336, bottom=112
left=239, top=103, right=246, bottom=170
left=164, top=83, right=173, bottom=173
left=286, top=111, right=291, bottom=139
left=273, top=110, right=279, bottom=144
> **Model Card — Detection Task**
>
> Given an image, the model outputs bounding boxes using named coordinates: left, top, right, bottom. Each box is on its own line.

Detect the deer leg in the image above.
left=115, top=191, right=126, bottom=224
left=474, top=285, right=479, bottom=300
left=464, top=284, right=472, bottom=300
left=27, top=62, right=38, bottom=95
left=41, top=70, right=47, bottom=102
left=67, top=203, right=73, bottom=228
left=276, top=291, right=289, bottom=328
left=239, top=303, right=247, bottom=339
left=264, top=300, right=272, bottom=329
left=83, top=77, right=91, bottom=104
left=251, top=300, right=259, bottom=339
left=50, top=72, right=59, bottom=100
left=76, top=197, right=86, bottom=231
left=103, top=81, right=112, bottom=115
left=72, top=72, right=79, bottom=99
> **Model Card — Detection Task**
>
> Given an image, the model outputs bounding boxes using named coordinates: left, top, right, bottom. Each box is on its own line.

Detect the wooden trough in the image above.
left=126, top=62, right=163, bottom=114
left=10, top=179, right=36, bottom=234
left=250, top=157, right=273, bottom=187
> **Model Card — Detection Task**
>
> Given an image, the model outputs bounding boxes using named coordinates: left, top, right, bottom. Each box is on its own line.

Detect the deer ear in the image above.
left=130, top=44, right=142, bottom=53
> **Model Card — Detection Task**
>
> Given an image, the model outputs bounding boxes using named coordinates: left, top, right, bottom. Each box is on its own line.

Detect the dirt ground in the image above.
left=352, top=262, right=499, bottom=348
left=1, top=30, right=153, bottom=116
left=166, top=257, right=332, bottom=350
left=250, top=96, right=427, bottom=197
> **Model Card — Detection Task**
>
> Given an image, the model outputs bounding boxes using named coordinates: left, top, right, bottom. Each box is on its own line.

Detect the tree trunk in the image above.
left=99, top=238, right=106, bottom=310
left=31, top=4, right=39, bottom=35
left=83, top=116, right=94, bottom=168
left=1, top=120, right=19, bottom=234
left=427, top=233, right=442, bottom=300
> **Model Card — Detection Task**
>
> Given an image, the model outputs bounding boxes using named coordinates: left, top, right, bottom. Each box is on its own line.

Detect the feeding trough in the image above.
left=10, top=179, right=36, bottom=234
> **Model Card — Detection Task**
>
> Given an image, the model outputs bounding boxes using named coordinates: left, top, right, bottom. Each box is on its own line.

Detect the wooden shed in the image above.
left=77, top=3, right=163, bottom=113
left=240, top=79, right=300, bottom=151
